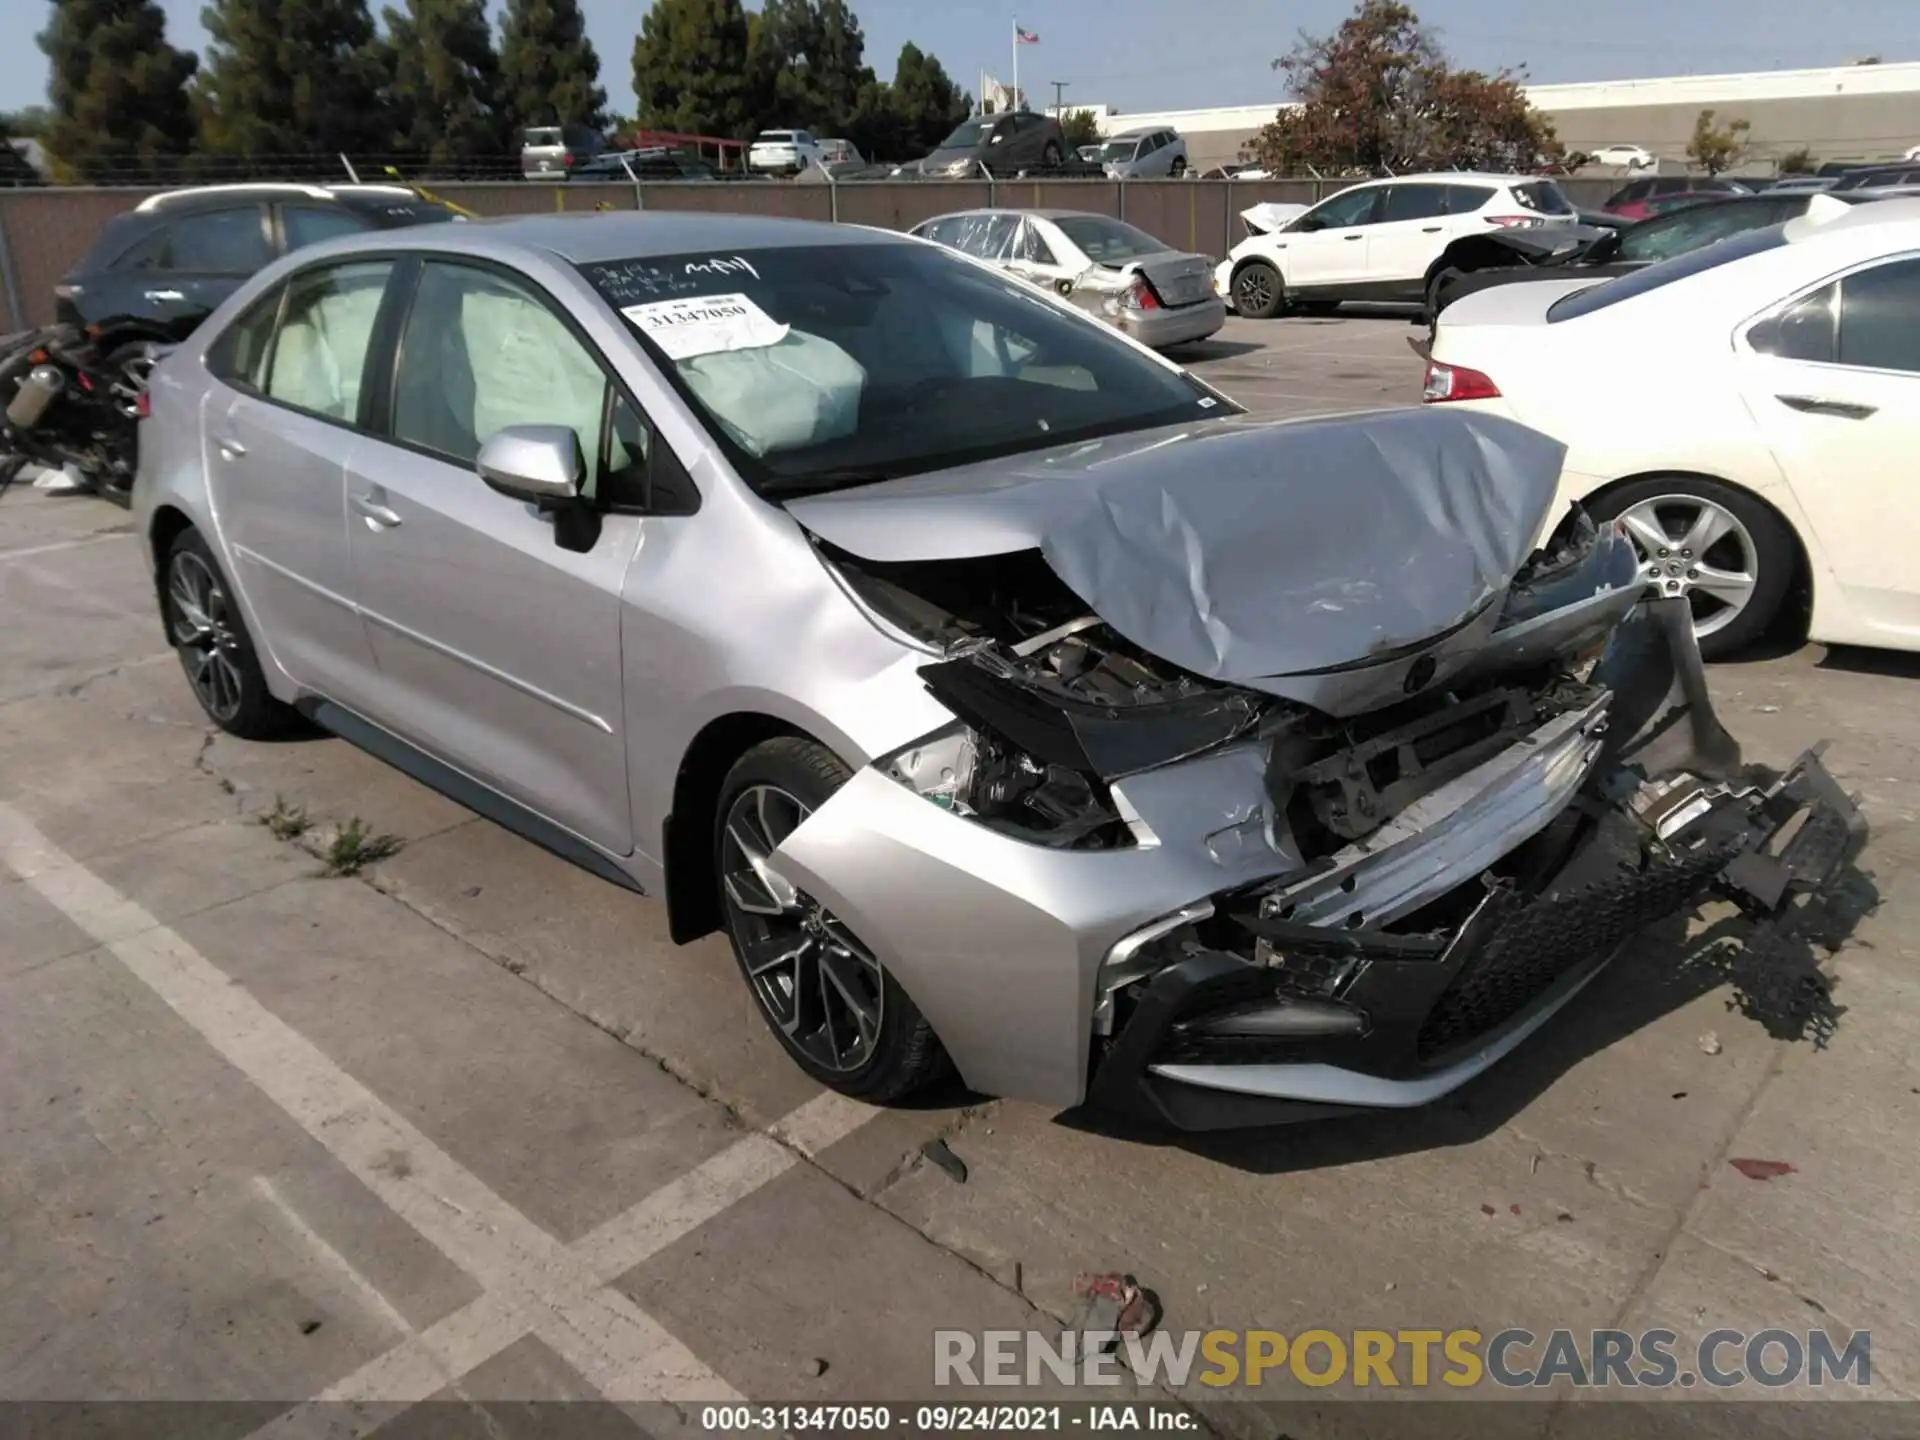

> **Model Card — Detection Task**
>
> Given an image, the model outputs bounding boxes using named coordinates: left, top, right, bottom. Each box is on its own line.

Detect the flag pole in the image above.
left=1012, top=18, right=1019, bottom=111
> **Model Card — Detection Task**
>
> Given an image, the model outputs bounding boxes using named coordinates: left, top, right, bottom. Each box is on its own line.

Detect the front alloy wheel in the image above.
left=721, top=783, right=883, bottom=1073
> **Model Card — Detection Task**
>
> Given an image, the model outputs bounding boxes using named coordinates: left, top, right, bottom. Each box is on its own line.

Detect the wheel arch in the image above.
left=146, top=503, right=197, bottom=622
left=1563, top=467, right=1815, bottom=613
left=663, top=710, right=814, bottom=944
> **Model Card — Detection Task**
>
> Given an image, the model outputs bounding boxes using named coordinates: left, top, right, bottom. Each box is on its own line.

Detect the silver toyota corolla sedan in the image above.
left=132, top=212, right=1863, bottom=1130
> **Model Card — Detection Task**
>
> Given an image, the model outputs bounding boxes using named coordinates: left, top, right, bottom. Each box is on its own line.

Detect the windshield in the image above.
left=1098, top=140, right=1140, bottom=163
left=1549, top=223, right=1791, bottom=321
left=937, top=118, right=994, bottom=149
left=1052, top=216, right=1168, bottom=263
left=576, top=243, right=1231, bottom=495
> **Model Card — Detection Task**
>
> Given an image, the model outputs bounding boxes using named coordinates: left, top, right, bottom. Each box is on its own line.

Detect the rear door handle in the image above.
left=1421, top=225, right=1443, bottom=233
left=1343, top=233, right=1364, bottom=241
left=213, top=434, right=246, bottom=457
left=1775, top=393, right=1877, bottom=419
left=352, top=492, right=403, bottom=528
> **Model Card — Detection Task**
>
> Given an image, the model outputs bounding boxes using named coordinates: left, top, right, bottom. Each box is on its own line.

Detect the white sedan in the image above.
left=1424, top=196, right=1920, bottom=659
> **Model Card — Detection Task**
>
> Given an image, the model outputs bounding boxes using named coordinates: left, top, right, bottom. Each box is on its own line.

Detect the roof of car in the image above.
left=1110, top=126, right=1168, bottom=138
left=336, top=210, right=905, bottom=264
left=131, top=182, right=428, bottom=214
left=913, top=207, right=1129, bottom=225
left=1342, top=172, right=1547, bottom=186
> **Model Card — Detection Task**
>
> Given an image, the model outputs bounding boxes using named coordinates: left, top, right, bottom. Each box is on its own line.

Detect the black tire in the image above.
left=716, top=736, right=950, bottom=1103
left=1586, top=475, right=1796, bottom=661
left=161, top=527, right=297, bottom=739
left=1041, top=141, right=1062, bottom=168
left=1170, top=156, right=1187, bottom=178
left=1426, top=266, right=1464, bottom=335
left=1232, top=259, right=1285, bottom=319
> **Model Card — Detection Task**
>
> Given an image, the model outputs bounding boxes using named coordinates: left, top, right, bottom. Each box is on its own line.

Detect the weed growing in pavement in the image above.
left=325, top=817, right=403, bottom=876
left=262, top=794, right=311, bottom=840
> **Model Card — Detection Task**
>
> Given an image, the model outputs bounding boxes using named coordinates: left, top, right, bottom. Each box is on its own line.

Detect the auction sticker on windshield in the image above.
left=622, top=292, right=790, bottom=360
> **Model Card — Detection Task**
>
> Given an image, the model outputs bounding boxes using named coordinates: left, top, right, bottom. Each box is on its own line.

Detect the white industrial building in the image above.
left=1058, top=60, right=1920, bottom=172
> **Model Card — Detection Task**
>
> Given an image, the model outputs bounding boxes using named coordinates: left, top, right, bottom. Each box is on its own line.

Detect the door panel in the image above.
left=119, top=205, right=271, bottom=331
left=1366, top=184, right=1452, bottom=288
left=348, top=259, right=637, bottom=853
left=204, top=259, right=391, bottom=705
left=1738, top=260, right=1920, bottom=637
left=1283, top=186, right=1380, bottom=287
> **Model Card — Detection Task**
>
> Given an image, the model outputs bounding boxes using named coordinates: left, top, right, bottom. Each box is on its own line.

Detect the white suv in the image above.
left=1214, top=173, right=1579, bottom=318
left=749, top=129, right=824, bottom=175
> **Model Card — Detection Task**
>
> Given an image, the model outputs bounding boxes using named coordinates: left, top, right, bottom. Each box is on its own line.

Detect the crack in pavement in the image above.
left=1500, top=1127, right=1670, bottom=1215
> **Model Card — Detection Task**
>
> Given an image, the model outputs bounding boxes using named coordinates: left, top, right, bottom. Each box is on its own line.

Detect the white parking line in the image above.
left=0, top=533, right=135, bottom=564
left=0, top=800, right=877, bottom=1422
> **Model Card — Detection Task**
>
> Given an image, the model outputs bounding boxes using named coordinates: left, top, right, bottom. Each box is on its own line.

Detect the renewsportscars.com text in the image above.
left=934, top=1328, right=1872, bottom=1390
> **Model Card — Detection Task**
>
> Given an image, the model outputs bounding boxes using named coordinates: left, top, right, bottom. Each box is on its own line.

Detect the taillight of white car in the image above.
left=1484, top=215, right=1546, bottom=229
left=1422, top=360, right=1501, bottom=403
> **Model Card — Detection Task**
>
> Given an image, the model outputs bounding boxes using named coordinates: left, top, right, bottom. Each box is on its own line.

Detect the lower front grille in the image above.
left=1415, top=845, right=1738, bottom=1062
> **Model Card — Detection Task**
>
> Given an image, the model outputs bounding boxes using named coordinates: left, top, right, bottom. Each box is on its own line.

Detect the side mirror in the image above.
left=476, top=425, right=585, bottom=509
left=989, top=133, right=1005, bottom=145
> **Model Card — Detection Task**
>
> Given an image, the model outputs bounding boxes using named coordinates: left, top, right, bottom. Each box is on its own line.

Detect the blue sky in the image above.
left=9, top=0, right=1920, bottom=114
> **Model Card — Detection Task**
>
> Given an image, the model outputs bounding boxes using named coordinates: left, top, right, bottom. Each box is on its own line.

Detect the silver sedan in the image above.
left=131, top=212, right=1862, bottom=1129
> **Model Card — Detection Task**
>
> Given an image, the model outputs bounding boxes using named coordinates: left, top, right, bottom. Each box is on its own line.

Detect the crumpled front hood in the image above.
left=785, top=407, right=1568, bottom=685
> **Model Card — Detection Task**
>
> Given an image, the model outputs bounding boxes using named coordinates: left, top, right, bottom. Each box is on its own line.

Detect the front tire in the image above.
left=1232, top=259, right=1285, bottom=319
left=715, top=736, right=949, bottom=1102
left=162, top=527, right=296, bottom=738
left=1586, top=476, right=1796, bottom=660
left=1041, top=141, right=1063, bottom=168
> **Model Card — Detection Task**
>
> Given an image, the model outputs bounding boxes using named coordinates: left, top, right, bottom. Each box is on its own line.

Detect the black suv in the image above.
left=53, top=183, right=465, bottom=337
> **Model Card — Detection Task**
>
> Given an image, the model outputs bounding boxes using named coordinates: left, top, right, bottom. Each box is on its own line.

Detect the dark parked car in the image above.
left=912, top=110, right=1068, bottom=178
left=1828, top=163, right=1920, bottom=191
left=1425, top=191, right=1861, bottom=331
left=53, top=183, right=465, bottom=336
left=570, top=147, right=717, bottom=182
left=1601, top=174, right=1751, bottom=218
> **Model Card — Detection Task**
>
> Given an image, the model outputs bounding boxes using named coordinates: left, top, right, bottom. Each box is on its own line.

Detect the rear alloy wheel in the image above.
left=1589, top=477, right=1795, bottom=659
left=715, top=737, right=948, bottom=1102
left=1233, top=259, right=1285, bottom=319
left=162, top=528, right=297, bottom=738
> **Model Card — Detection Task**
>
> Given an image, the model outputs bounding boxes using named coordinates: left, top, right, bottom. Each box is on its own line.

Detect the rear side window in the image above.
left=263, top=259, right=394, bottom=421
left=1512, top=182, right=1574, bottom=215
left=1837, top=257, right=1920, bottom=372
left=1444, top=184, right=1496, bottom=213
left=1547, top=223, right=1790, bottom=321
left=206, top=284, right=286, bottom=390
left=165, top=207, right=271, bottom=273
left=523, top=128, right=563, bottom=147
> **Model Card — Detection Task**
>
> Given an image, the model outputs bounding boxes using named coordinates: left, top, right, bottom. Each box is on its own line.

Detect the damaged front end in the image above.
left=825, top=513, right=1866, bottom=1131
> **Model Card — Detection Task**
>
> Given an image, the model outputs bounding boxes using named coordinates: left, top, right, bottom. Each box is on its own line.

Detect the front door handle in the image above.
left=1775, top=393, right=1877, bottom=420
left=352, top=492, right=403, bottom=528
left=213, top=434, right=246, bottom=457
left=1421, top=225, right=1443, bottom=233
left=1343, top=233, right=1364, bottom=241
left=144, top=289, right=185, bottom=303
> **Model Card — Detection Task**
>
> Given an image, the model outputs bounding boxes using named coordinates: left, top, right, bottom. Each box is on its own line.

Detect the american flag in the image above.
left=1015, top=25, right=1040, bottom=43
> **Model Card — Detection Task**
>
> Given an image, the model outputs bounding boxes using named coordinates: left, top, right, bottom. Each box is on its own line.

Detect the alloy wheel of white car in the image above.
left=1611, top=493, right=1761, bottom=642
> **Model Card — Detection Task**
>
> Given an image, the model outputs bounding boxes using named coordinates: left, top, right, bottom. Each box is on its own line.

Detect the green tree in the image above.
left=1687, top=109, right=1751, bottom=176
left=884, top=41, right=970, bottom=157
left=1059, top=108, right=1101, bottom=149
left=196, top=0, right=391, bottom=161
left=1245, top=0, right=1559, bottom=176
left=745, top=0, right=873, bottom=137
left=381, top=0, right=509, bottom=166
left=499, top=0, right=607, bottom=137
left=0, top=105, right=53, bottom=139
left=38, top=0, right=197, bottom=181
left=632, top=0, right=756, bottom=139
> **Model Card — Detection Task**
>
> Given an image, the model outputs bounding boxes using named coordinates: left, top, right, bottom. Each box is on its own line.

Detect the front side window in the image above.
left=939, top=118, right=993, bottom=148
left=575, top=241, right=1230, bottom=495
left=1050, top=215, right=1166, bottom=264
left=1548, top=223, right=1790, bottom=321
left=1300, top=186, right=1380, bottom=229
left=263, top=259, right=393, bottom=420
left=391, top=261, right=612, bottom=481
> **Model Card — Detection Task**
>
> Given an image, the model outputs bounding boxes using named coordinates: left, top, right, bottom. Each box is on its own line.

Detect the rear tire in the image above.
left=162, top=527, right=297, bottom=739
left=1232, top=259, right=1285, bottom=319
left=1041, top=141, right=1062, bottom=168
left=1170, top=157, right=1187, bottom=178
left=1586, top=475, right=1796, bottom=661
left=715, top=736, right=950, bottom=1103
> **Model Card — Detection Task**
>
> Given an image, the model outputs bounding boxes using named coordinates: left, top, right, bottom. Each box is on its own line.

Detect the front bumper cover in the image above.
left=1086, top=742, right=1867, bottom=1132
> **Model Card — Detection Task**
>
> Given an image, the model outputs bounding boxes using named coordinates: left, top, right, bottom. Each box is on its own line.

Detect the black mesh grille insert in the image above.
left=1416, top=845, right=1738, bottom=1062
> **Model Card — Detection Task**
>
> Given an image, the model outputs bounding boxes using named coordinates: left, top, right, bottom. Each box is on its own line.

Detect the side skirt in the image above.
left=296, top=696, right=647, bottom=897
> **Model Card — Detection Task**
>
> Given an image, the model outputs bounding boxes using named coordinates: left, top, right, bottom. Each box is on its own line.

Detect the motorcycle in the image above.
left=0, top=317, right=176, bottom=508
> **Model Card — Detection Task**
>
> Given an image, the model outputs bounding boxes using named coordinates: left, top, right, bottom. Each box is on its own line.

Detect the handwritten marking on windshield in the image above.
left=686, top=255, right=761, bottom=281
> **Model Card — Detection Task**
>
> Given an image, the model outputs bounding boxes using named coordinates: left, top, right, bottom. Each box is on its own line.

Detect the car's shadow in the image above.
left=1052, top=860, right=1879, bottom=1172
left=1166, top=339, right=1264, bottom=360
left=1815, top=644, right=1920, bottom=682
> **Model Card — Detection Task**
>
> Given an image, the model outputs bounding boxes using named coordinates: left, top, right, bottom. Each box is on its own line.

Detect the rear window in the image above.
left=1512, top=181, right=1574, bottom=215
left=523, top=128, right=563, bottom=147
left=1547, top=222, right=1790, bottom=322
left=1051, top=215, right=1169, bottom=263
left=756, top=131, right=797, bottom=143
